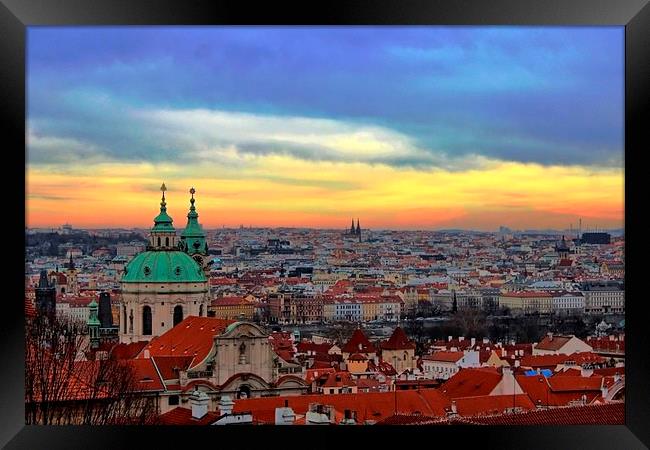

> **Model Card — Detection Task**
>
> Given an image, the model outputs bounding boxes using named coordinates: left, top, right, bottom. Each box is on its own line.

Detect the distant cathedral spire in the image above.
left=350, top=218, right=356, bottom=235
left=356, top=218, right=361, bottom=236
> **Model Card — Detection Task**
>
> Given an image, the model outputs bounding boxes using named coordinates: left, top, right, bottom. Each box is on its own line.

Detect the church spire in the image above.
left=149, top=182, right=176, bottom=250
left=356, top=218, right=361, bottom=235
left=152, top=182, right=174, bottom=231
left=181, top=187, right=208, bottom=257
left=350, top=218, right=356, bottom=235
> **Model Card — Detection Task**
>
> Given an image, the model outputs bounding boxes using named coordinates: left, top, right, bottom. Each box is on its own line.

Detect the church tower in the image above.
left=65, top=254, right=79, bottom=295
left=356, top=218, right=361, bottom=242
left=147, top=182, right=179, bottom=250
left=87, top=299, right=100, bottom=349
left=119, top=183, right=210, bottom=344
left=180, top=187, right=210, bottom=274
left=350, top=218, right=355, bottom=235
left=35, top=269, right=56, bottom=319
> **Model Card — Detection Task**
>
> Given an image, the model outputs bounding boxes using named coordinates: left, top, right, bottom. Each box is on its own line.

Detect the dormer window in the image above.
left=174, top=266, right=182, bottom=276
left=143, top=266, right=151, bottom=276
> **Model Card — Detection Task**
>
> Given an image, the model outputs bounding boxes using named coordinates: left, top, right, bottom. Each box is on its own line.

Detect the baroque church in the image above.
left=119, top=184, right=211, bottom=343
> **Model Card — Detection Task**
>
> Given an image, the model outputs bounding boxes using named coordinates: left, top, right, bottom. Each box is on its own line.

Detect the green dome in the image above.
left=121, top=251, right=207, bottom=283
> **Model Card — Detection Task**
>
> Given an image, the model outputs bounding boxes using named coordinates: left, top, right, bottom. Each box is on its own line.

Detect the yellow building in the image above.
left=210, top=296, right=257, bottom=320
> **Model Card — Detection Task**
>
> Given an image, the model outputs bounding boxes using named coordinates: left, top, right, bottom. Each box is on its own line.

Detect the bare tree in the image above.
left=25, top=313, right=159, bottom=425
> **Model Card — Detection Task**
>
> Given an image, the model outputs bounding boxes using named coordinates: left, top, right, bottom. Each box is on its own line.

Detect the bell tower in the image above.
left=149, top=183, right=178, bottom=250
left=180, top=187, right=210, bottom=274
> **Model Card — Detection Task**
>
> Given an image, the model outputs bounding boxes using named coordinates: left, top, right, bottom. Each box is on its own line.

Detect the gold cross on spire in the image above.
left=160, top=182, right=167, bottom=204
left=190, top=186, right=195, bottom=198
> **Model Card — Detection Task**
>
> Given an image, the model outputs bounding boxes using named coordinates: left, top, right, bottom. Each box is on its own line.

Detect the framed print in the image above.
left=2, top=0, right=648, bottom=448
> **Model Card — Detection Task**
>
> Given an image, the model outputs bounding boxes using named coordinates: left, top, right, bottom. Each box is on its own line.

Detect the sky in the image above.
left=26, top=26, right=624, bottom=231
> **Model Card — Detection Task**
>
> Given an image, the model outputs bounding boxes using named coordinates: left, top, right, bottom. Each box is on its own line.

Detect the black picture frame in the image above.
left=2, top=0, right=648, bottom=448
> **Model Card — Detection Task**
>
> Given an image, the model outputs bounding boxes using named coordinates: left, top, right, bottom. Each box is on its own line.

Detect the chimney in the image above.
left=450, top=400, right=457, bottom=415
left=190, top=390, right=210, bottom=420
left=143, top=349, right=150, bottom=359
left=482, top=338, right=489, bottom=344
left=275, top=401, right=296, bottom=425
left=614, top=372, right=621, bottom=383
left=459, top=336, right=464, bottom=342
left=218, top=394, right=234, bottom=416
left=581, top=367, right=594, bottom=378
left=448, top=336, right=453, bottom=342
left=470, top=338, right=476, bottom=347
left=547, top=332, right=553, bottom=341
left=514, top=360, right=520, bottom=368
left=601, top=383, right=609, bottom=399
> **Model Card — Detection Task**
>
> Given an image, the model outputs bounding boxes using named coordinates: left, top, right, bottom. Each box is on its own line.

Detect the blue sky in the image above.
left=28, top=26, right=623, bottom=168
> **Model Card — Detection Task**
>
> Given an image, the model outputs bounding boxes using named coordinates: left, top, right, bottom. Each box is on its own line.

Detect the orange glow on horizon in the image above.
left=26, top=157, right=624, bottom=231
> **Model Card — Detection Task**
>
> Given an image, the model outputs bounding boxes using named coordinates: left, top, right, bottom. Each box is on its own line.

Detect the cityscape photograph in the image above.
left=25, top=26, right=624, bottom=426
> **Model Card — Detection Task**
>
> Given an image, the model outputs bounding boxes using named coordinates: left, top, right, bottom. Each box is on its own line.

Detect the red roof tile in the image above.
left=233, top=388, right=450, bottom=424
left=381, top=327, right=416, bottom=350
left=453, top=394, right=536, bottom=417
left=129, top=358, right=166, bottom=392
left=110, top=341, right=148, bottom=360
left=535, top=335, right=574, bottom=351
left=342, top=329, right=377, bottom=354
left=151, top=356, right=194, bottom=380
left=463, top=402, right=624, bottom=425
left=140, top=316, right=235, bottom=369
left=158, top=407, right=222, bottom=425
left=423, top=351, right=464, bottom=363
left=439, top=368, right=502, bottom=400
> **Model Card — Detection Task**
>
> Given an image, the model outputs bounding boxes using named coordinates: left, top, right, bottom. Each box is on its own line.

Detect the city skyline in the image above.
left=27, top=27, right=624, bottom=230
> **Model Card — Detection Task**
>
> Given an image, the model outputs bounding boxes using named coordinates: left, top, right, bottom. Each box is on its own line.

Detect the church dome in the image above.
left=121, top=250, right=206, bottom=283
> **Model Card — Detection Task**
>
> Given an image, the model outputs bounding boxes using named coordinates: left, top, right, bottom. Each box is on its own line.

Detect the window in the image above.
left=173, top=305, right=183, bottom=326
left=168, top=395, right=179, bottom=406
left=199, top=304, right=204, bottom=317
left=166, top=237, right=169, bottom=247
left=142, top=306, right=152, bottom=335
left=157, top=237, right=161, bottom=247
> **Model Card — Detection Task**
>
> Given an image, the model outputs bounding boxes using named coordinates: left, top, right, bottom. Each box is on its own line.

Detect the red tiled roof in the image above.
left=129, top=358, right=166, bottom=392
left=535, top=335, right=574, bottom=351
left=304, top=367, right=336, bottom=384
left=342, top=329, right=377, bottom=354
left=151, top=356, right=194, bottom=380
left=110, top=341, right=148, bottom=360
left=546, top=375, right=603, bottom=392
left=233, top=388, right=450, bottom=424
left=381, top=327, right=416, bottom=350
left=462, top=402, right=624, bottom=425
left=453, top=394, right=536, bottom=417
left=158, top=407, right=222, bottom=425
left=321, top=371, right=356, bottom=388
left=593, top=367, right=625, bottom=377
left=520, top=354, right=570, bottom=368
left=376, top=414, right=446, bottom=425
left=439, top=368, right=503, bottom=400
left=515, top=374, right=603, bottom=407
left=296, top=342, right=333, bottom=354
left=140, top=316, right=235, bottom=369
left=423, top=351, right=464, bottom=363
